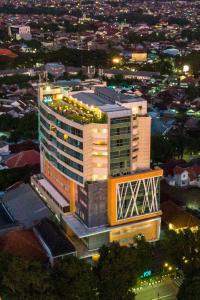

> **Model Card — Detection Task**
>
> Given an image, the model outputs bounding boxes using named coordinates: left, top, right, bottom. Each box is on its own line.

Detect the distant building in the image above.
left=8, top=25, right=31, bottom=41
left=20, top=44, right=36, bottom=53
left=163, top=48, right=180, bottom=56
left=2, top=183, right=52, bottom=228
left=103, top=69, right=160, bottom=80
left=0, top=203, right=21, bottom=235
left=0, top=48, right=17, bottom=59
left=5, top=149, right=40, bottom=169
left=0, top=229, right=47, bottom=262
left=161, top=201, right=200, bottom=233
left=151, top=117, right=175, bottom=135
left=166, top=165, right=200, bottom=188
left=45, top=63, right=65, bottom=78
left=0, top=142, right=10, bottom=156
left=131, top=45, right=147, bottom=62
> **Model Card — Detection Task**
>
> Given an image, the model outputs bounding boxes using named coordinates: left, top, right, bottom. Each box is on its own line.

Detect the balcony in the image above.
left=92, top=156, right=108, bottom=165
left=133, top=148, right=139, bottom=153
left=92, top=143, right=108, bottom=151
left=132, top=129, right=138, bottom=135
left=132, top=140, right=138, bottom=147
left=132, top=120, right=138, bottom=127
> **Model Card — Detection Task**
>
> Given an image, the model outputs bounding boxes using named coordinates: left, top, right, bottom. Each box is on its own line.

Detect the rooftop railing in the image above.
left=43, top=95, right=107, bottom=125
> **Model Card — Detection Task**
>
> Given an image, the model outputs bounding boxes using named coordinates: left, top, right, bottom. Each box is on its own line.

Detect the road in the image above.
left=135, top=278, right=179, bottom=300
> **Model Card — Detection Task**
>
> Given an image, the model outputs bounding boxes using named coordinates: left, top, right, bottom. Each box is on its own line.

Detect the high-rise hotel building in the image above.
left=33, top=82, right=163, bottom=253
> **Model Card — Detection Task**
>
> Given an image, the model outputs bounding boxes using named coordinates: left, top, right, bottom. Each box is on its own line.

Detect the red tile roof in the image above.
left=173, top=165, right=185, bottom=175
left=0, top=230, right=47, bottom=262
left=174, top=165, right=200, bottom=181
left=0, top=48, right=17, bottom=58
left=6, top=149, right=40, bottom=169
left=161, top=200, right=200, bottom=229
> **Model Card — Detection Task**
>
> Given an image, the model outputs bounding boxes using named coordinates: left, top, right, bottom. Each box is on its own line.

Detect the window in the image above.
left=57, top=152, right=83, bottom=172
left=111, top=127, right=130, bottom=136
left=57, top=162, right=83, bottom=184
left=111, top=149, right=130, bottom=159
left=111, top=117, right=131, bottom=124
left=111, top=138, right=130, bottom=147
left=57, top=141, right=83, bottom=161
left=57, top=120, right=83, bottom=138
left=110, top=161, right=125, bottom=169
left=57, top=130, right=83, bottom=149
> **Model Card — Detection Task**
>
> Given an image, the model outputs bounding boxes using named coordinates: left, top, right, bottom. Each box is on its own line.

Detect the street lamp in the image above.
left=112, top=57, right=121, bottom=64
left=163, top=263, right=168, bottom=274
left=164, top=263, right=168, bottom=267
left=183, top=65, right=189, bottom=73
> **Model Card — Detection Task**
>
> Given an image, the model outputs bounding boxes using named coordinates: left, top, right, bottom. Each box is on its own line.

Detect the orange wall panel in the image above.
left=107, top=169, right=163, bottom=226
left=43, top=158, right=76, bottom=212
left=110, top=218, right=160, bottom=244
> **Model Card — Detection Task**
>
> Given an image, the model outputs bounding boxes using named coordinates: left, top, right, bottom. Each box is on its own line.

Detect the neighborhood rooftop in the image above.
left=34, top=218, right=76, bottom=257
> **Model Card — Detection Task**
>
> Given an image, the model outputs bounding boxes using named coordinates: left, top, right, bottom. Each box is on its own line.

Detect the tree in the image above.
left=25, top=39, right=42, bottom=50
left=168, top=17, right=190, bottom=26
left=94, top=243, right=137, bottom=300
left=134, top=236, right=153, bottom=273
left=0, top=29, right=9, bottom=42
left=160, top=229, right=200, bottom=271
left=0, top=114, right=18, bottom=131
left=186, top=85, right=200, bottom=100
left=2, top=257, right=54, bottom=300
left=9, top=112, right=38, bottom=142
left=0, top=166, right=35, bottom=190
left=0, top=251, right=12, bottom=287
left=151, top=135, right=174, bottom=163
left=53, top=256, right=96, bottom=300
left=177, top=273, right=200, bottom=300
left=159, top=57, right=175, bottom=75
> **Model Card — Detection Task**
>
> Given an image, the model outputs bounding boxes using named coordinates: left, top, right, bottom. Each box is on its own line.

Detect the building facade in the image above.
left=8, top=25, right=31, bottom=41
left=33, top=82, right=163, bottom=255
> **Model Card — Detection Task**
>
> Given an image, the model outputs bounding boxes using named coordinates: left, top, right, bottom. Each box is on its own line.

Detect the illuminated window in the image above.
left=53, top=93, right=63, bottom=101
left=64, top=134, right=68, bottom=140
left=101, top=129, right=107, bottom=133
left=92, top=152, right=108, bottom=156
left=92, top=175, right=98, bottom=181
left=45, top=85, right=51, bottom=92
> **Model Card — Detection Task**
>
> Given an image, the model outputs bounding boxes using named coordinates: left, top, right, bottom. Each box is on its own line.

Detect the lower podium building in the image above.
left=32, top=82, right=163, bottom=256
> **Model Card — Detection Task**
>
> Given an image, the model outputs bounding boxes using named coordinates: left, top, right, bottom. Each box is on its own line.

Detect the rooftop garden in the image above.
left=43, top=95, right=107, bottom=125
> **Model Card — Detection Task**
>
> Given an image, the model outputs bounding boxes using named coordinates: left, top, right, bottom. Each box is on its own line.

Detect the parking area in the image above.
left=135, top=278, right=179, bottom=300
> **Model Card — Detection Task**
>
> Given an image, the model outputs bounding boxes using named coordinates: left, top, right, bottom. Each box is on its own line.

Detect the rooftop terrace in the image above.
left=43, top=94, right=107, bottom=125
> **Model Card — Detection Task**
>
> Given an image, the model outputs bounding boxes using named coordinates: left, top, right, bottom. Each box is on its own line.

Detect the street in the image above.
left=135, top=278, right=179, bottom=300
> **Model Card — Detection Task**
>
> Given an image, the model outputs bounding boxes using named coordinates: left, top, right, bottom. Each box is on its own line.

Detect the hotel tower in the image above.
left=32, top=81, right=163, bottom=255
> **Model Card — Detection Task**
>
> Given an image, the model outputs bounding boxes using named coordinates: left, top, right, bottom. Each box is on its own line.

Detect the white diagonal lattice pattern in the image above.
left=117, top=176, right=160, bottom=220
